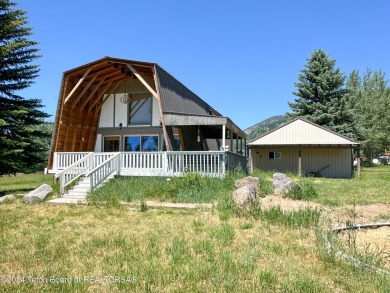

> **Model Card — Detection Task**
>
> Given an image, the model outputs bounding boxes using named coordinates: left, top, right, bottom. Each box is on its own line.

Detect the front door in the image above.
left=103, top=136, right=120, bottom=152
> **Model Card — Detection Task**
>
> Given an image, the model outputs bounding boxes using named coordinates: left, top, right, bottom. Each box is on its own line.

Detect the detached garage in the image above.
left=248, top=118, right=360, bottom=178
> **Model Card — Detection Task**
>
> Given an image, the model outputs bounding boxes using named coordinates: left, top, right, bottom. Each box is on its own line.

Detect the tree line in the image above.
left=287, top=49, right=390, bottom=162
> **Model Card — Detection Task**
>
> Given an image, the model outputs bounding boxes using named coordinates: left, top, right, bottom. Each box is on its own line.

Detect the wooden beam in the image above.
left=126, top=64, right=158, bottom=97
left=80, top=76, right=107, bottom=110
left=71, top=72, right=100, bottom=108
left=95, top=83, right=120, bottom=112
left=153, top=68, right=171, bottom=151
left=64, top=67, right=92, bottom=104
left=88, top=80, right=114, bottom=112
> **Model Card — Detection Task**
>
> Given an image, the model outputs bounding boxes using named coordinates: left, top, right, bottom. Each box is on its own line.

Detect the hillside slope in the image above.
left=245, top=115, right=288, bottom=141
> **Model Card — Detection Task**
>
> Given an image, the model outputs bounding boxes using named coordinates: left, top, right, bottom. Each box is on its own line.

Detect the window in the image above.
left=124, top=136, right=140, bottom=151
left=103, top=136, right=120, bottom=152
left=142, top=136, right=159, bottom=151
left=269, top=151, right=281, bottom=160
left=124, top=135, right=158, bottom=152
left=128, top=96, right=152, bottom=125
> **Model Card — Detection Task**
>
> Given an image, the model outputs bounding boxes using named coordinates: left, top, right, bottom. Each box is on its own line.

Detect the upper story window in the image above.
left=129, top=96, right=152, bottom=125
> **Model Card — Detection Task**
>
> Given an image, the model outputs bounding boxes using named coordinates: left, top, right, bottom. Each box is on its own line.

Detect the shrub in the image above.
left=286, top=178, right=318, bottom=201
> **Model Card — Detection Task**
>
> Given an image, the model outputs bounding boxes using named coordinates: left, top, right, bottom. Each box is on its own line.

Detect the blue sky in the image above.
left=17, top=0, right=390, bottom=129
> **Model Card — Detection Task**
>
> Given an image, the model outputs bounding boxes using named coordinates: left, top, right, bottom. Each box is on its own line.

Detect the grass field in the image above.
left=0, top=173, right=54, bottom=197
left=0, top=167, right=389, bottom=292
left=311, top=166, right=390, bottom=206
left=0, top=203, right=389, bottom=292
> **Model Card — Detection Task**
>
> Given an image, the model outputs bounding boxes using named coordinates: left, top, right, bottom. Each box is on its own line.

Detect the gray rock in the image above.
left=22, top=184, right=53, bottom=204
left=272, top=173, right=299, bottom=196
left=232, top=186, right=256, bottom=207
left=0, top=194, right=15, bottom=203
left=235, top=176, right=260, bottom=195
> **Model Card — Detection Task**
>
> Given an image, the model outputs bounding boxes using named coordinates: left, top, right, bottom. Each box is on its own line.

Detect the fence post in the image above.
left=89, top=153, right=94, bottom=172
left=164, top=152, right=168, bottom=175
left=221, top=152, right=226, bottom=176
left=53, top=153, right=58, bottom=172
left=60, top=172, right=64, bottom=194
left=117, top=153, right=121, bottom=176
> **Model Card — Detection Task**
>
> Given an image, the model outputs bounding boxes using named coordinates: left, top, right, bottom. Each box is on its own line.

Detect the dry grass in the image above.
left=0, top=201, right=389, bottom=292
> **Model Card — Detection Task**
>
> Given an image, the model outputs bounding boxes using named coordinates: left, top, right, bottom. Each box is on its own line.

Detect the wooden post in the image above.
left=298, top=147, right=302, bottom=176
left=357, top=147, right=361, bottom=176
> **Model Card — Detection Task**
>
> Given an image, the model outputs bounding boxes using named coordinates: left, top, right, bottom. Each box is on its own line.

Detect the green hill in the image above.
left=244, top=115, right=288, bottom=141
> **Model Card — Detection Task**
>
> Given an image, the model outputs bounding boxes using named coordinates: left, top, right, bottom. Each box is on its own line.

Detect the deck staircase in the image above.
left=62, top=176, right=90, bottom=200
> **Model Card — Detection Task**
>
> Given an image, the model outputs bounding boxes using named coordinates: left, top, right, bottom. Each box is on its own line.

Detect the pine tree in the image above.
left=287, top=49, right=356, bottom=138
left=0, top=0, right=50, bottom=175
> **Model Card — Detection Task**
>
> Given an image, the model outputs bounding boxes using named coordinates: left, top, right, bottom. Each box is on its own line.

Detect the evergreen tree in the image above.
left=287, top=49, right=356, bottom=138
left=0, top=0, right=50, bottom=175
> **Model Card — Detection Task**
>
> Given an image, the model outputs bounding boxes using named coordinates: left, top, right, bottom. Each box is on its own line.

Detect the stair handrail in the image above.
left=85, top=152, right=121, bottom=192
left=56, top=152, right=94, bottom=194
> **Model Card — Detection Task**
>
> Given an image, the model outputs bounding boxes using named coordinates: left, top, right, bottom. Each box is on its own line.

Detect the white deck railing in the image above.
left=86, top=153, right=121, bottom=191
left=53, top=151, right=247, bottom=194
left=166, top=151, right=225, bottom=177
left=121, top=152, right=166, bottom=176
left=52, top=152, right=91, bottom=172
left=55, top=153, right=94, bottom=193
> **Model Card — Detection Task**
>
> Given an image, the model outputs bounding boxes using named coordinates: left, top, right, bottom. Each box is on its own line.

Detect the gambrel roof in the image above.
left=248, top=118, right=360, bottom=147
left=49, top=56, right=245, bottom=168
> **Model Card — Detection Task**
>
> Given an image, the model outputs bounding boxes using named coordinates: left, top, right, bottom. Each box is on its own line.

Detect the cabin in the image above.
left=248, top=118, right=360, bottom=178
left=48, top=57, right=247, bottom=194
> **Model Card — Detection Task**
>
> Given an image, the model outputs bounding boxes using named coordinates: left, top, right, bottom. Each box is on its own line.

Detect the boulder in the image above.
left=235, top=176, right=260, bottom=195
left=0, top=194, right=15, bottom=203
left=232, top=186, right=256, bottom=207
left=22, top=184, right=53, bottom=204
left=272, top=173, right=299, bottom=196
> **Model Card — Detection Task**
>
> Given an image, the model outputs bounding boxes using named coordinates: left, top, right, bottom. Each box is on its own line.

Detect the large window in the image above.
left=124, top=135, right=158, bottom=152
left=128, top=97, right=152, bottom=125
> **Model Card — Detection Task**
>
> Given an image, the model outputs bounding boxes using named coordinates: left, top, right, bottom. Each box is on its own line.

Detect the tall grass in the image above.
left=89, top=171, right=242, bottom=203
left=0, top=202, right=388, bottom=292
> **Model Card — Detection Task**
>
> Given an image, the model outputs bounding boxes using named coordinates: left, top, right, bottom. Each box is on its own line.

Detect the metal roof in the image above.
left=155, top=65, right=221, bottom=116
left=248, top=118, right=360, bottom=147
